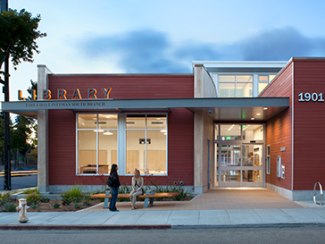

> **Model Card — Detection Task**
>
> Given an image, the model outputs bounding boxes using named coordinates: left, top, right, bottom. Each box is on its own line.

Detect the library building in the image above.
left=2, top=57, right=325, bottom=201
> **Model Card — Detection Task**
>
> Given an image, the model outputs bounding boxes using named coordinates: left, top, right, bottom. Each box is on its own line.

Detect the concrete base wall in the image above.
left=48, top=185, right=195, bottom=194
left=266, top=183, right=321, bottom=201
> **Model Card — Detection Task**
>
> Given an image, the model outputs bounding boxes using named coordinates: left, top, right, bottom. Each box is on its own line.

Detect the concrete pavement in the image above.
left=1, top=206, right=325, bottom=229
left=1, top=189, right=325, bottom=229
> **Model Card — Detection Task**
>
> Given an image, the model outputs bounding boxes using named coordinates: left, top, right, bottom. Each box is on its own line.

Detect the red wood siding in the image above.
left=260, top=62, right=293, bottom=190
left=48, top=74, right=194, bottom=99
left=48, top=75, right=194, bottom=186
left=293, top=60, right=325, bottom=190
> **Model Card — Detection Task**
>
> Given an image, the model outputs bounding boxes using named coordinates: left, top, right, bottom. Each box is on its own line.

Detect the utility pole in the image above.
left=0, top=0, right=11, bottom=190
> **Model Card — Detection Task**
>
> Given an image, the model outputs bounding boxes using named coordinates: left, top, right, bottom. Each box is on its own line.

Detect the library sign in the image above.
left=18, top=88, right=112, bottom=100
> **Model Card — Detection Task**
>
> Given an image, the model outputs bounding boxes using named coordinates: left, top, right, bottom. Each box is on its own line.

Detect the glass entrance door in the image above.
left=214, top=124, right=264, bottom=187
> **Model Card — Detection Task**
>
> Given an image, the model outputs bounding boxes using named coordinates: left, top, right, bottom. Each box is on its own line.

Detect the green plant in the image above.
left=26, top=192, right=41, bottom=205
left=1, top=193, right=11, bottom=202
left=4, top=203, right=16, bottom=212
left=61, top=199, right=71, bottom=206
left=119, top=185, right=131, bottom=194
left=39, top=197, right=50, bottom=203
left=30, top=202, right=40, bottom=209
left=73, top=202, right=80, bottom=210
left=60, top=185, right=84, bottom=203
left=22, top=187, right=39, bottom=195
left=82, top=200, right=91, bottom=207
left=52, top=203, right=60, bottom=209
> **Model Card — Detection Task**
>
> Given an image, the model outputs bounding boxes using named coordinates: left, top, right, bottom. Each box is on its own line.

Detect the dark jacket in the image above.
left=110, top=172, right=120, bottom=188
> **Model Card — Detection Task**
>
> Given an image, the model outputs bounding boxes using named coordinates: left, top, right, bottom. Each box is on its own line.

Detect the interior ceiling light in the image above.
left=92, top=118, right=97, bottom=120
left=160, top=129, right=167, bottom=133
left=263, top=107, right=268, bottom=110
left=164, top=132, right=167, bottom=135
left=106, top=116, right=111, bottom=118
left=251, top=118, right=255, bottom=120
left=104, top=131, right=113, bottom=135
left=257, top=113, right=261, bottom=116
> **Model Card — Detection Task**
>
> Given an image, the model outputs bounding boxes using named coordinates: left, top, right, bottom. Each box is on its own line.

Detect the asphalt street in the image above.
left=0, top=226, right=324, bottom=244
left=0, top=175, right=37, bottom=190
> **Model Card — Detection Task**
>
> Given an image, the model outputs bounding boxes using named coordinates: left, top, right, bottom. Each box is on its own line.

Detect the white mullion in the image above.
left=96, top=114, right=99, bottom=174
left=145, top=114, right=147, bottom=174
left=76, top=114, right=78, bottom=175
left=165, top=113, right=168, bottom=176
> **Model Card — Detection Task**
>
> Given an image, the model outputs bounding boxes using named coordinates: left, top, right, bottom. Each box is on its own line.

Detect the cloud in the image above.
left=82, top=30, right=189, bottom=73
left=81, top=27, right=325, bottom=73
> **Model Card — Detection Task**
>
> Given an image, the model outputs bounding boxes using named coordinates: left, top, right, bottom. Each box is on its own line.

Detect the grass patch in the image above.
left=21, top=187, right=39, bottom=195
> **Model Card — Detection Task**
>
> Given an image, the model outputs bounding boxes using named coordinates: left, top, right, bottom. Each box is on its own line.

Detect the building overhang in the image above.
left=1, top=97, right=289, bottom=121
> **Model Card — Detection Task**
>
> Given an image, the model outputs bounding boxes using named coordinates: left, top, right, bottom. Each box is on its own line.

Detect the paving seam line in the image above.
left=189, top=194, right=201, bottom=202
left=0, top=224, right=172, bottom=230
left=171, top=222, right=325, bottom=229
left=76, top=202, right=104, bottom=213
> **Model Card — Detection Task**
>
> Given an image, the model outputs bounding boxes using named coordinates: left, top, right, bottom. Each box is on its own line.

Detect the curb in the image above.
left=0, top=224, right=171, bottom=230
left=172, top=222, right=325, bottom=229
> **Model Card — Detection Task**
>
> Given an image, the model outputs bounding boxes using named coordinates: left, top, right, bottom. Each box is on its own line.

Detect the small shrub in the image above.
left=26, top=192, right=41, bottom=205
left=30, top=202, right=40, bottom=210
left=0, top=200, right=5, bottom=207
left=60, top=185, right=84, bottom=203
left=39, top=197, right=50, bottom=203
left=4, top=203, right=16, bottom=212
left=83, top=195, right=91, bottom=201
left=82, top=200, right=91, bottom=207
left=1, top=193, right=11, bottom=202
left=73, top=202, right=80, bottom=210
left=52, top=203, right=60, bottom=209
left=61, top=199, right=71, bottom=206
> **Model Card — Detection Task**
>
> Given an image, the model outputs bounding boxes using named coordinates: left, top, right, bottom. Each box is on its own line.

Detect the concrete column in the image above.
left=194, top=112, right=214, bottom=194
left=37, top=65, right=51, bottom=193
left=193, top=65, right=216, bottom=194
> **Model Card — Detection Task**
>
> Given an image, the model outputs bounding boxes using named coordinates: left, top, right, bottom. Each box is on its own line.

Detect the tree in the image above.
left=0, top=8, right=44, bottom=188
left=27, top=79, right=37, bottom=100
left=0, top=8, right=46, bottom=78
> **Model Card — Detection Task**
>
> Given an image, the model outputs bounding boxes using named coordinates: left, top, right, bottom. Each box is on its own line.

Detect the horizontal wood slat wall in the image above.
left=260, top=62, right=293, bottom=190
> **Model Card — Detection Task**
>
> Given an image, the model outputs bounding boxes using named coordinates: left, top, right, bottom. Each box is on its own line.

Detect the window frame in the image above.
left=124, top=113, right=168, bottom=176
left=266, top=145, right=271, bottom=174
left=218, top=74, right=253, bottom=98
left=76, top=113, right=118, bottom=176
left=258, top=74, right=277, bottom=95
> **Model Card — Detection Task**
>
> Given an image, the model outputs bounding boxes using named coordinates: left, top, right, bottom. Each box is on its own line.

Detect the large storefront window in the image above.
left=126, top=114, right=167, bottom=175
left=77, top=114, right=118, bottom=174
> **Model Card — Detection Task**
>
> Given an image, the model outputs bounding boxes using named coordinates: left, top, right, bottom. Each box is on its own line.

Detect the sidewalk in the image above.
left=1, top=207, right=325, bottom=229
left=1, top=189, right=324, bottom=229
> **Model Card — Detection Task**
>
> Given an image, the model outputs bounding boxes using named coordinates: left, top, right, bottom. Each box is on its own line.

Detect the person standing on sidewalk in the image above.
left=130, top=169, right=144, bottom=210
left=109, top=164, right=120, bottom=212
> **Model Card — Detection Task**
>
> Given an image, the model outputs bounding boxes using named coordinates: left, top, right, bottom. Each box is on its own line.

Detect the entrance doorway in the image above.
left=214, top=124, right=265, bottom=187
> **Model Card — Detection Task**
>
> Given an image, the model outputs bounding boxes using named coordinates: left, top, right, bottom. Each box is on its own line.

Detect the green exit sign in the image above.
left=226, top=136, right=231, bottom=140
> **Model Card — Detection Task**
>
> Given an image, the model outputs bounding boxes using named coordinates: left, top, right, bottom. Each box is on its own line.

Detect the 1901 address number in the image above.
left=298, top=93, right=324, bottom=102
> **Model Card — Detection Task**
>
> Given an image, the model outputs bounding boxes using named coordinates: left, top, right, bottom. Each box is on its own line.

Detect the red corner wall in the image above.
left=48, top=75, right=194, bottom=186
left=293, top=59, right=325, bottom=190
left=260, top=62, right=293, bottom=190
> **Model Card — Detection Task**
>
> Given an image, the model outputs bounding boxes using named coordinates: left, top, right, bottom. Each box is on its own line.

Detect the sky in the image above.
left=2, top=0, right=325, bottom=101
